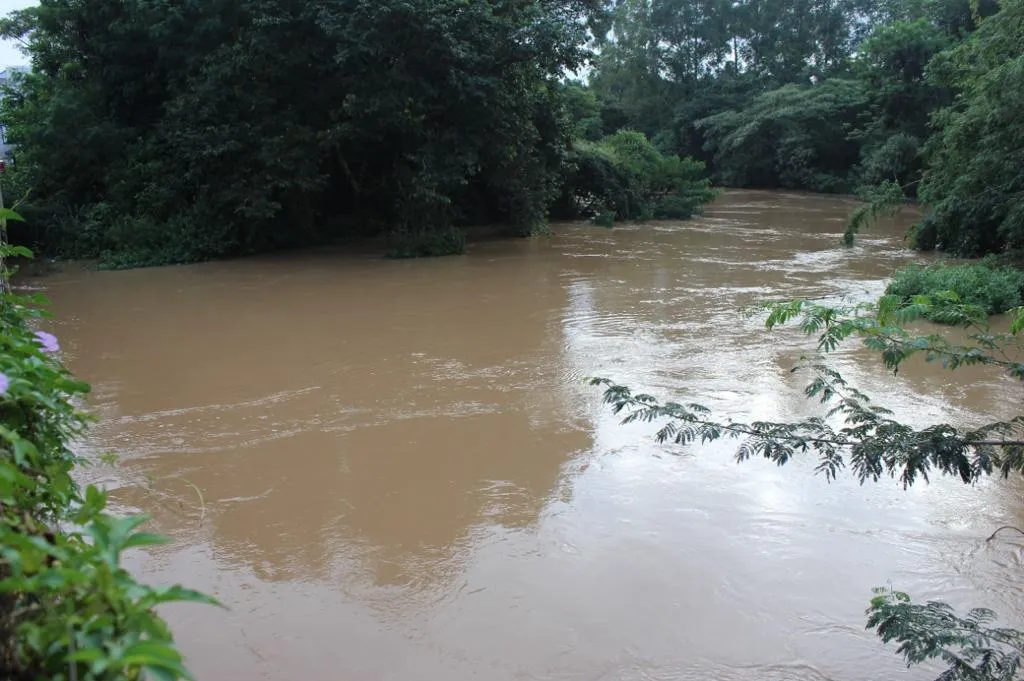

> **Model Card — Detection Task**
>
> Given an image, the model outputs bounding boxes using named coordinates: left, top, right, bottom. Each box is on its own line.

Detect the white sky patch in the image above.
left=0, top=0, right=34, bottom=68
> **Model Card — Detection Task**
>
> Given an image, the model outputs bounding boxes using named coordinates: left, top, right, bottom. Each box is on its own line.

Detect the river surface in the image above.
left=36, top=190, right=1024, bottom=680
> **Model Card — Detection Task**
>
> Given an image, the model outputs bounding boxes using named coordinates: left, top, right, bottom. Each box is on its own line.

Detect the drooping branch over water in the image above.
left=593, top=297, right=1024, bottom=488
left=592, top=295, right=1024, bottom=680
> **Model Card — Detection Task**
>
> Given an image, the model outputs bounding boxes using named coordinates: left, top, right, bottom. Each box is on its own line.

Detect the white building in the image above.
left=0, top=67, right=29, bottom=160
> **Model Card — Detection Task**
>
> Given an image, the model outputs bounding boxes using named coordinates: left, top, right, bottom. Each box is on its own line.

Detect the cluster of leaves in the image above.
left=868, top=589, right=1024, bottom=680
left=0, top=222, right=213, bottom=678
left=555, top=130, right=716, bottom=223
left=0, top=0, right=608, bottom=266
left=592, top=292, right=1024, bottom=679
left=887, top=262, right=1024, bottom=318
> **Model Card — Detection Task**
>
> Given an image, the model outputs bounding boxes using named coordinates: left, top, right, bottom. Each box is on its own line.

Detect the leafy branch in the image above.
left=868, top=589, right=1024, bottom=681
left=591, top=370, right=1024, bottom=488
left=593, top=294, right=1024, bottom=681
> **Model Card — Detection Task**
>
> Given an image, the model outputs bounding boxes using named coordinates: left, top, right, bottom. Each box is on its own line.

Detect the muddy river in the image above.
left=37, top=190, right=1024, bottom=680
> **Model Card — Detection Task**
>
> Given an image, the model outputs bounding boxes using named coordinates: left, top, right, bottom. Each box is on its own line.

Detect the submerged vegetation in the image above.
left=887, top=262, right=1024, bottom=318
left=558, top=130, right=717, bottom=224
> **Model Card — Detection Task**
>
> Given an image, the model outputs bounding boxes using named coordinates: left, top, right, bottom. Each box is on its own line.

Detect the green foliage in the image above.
left=557, top=130, right=716, bottom=222
left=592, top=292, right=1024, bottom=680
left=593, top=294, right=1024, bottom=487
left=385, top=227, right=467, bottom=259
left=697, top=79, right=868, bottom=192
left=5, top=0, right=1018, bottom=261
left=855, top=134, right=923, bottom=193
left=868, top=589, right=1024, bottom=680
left=886, top=262, right=1024, bottom=317
left=559, top=81, right=604, bottom=141
left=916, top=0, right=1024, bottom=256
left=855, top=19, right=950, bottom=144
left=0, top=231, right=212, bottom=678
left=571, top=0, right=1022, bottom=260
left=0, top=0, right=605, bottom=265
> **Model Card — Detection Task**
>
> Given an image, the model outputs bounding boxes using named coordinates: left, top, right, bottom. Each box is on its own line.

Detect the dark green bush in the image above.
left=654, top=195, right=699, bottom=220
left=886, top=262, right=1024, bottom=318
left=0, top=216, right=212, bottom=679
left=385, top=227, right=467, bottom=259
left=557, top=131, right=716, bottom=222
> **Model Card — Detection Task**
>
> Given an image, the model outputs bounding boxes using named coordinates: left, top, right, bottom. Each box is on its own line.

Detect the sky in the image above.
left=0, top=0, right=34, bottom=68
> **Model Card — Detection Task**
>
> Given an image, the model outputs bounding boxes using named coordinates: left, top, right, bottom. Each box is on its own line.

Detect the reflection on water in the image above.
left=37, top=190, right=1024, bottom=680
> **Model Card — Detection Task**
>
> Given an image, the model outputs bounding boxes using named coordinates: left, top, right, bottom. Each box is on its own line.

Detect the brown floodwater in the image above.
left=34, top=190, right=1024, bottom=680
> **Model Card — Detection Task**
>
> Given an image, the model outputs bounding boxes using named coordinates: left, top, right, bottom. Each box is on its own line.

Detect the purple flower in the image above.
left=34, top=330, right=60, bottom=354
left=0, top=372, right=8, bottom=395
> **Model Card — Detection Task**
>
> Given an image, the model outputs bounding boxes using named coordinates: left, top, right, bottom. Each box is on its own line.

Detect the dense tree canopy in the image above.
left=0, top=0, right=624, bottom=265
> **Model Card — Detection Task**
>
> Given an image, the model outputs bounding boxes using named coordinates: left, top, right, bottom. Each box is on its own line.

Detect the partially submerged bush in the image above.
left=886, top=262, right=1024, bottom=318
left=0, top=217, right=212, bottom=679
left=558, top=130, right=716, bottom=223
left=385, top=226, right=466, bottom=259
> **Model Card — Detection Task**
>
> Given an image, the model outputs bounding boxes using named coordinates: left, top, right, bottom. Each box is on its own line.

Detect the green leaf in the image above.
left=122, top=641, right=186, bottom=665
left=108, top=514, right=151, bottom=551
left=0, top=207, right=25, bottom=222
left=143, top=664, right=186, bottom=681
left=150, top=585, right=224, bottom=608
left=67, top=647, right=106, bottom=665
left=123, top=532, right=173, bottom=551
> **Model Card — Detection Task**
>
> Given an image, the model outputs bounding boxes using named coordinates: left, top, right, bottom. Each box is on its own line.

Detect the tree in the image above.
left=697, top=78, right=867, bottom=192
left=0, top=0, right=613, bottom=265
left=852, top=18, right=950, bottom=192
left=914, top=0, right=1024, bottom=256
left=592, top=294, right=1024, bottom=680
left=845, top=0, right=1022, bottom=254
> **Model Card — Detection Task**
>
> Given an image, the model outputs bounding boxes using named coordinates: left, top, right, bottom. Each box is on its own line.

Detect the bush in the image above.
left=385, top=227, right=467, bottom=259
left=0, top=221, right=211, bottom=679
left=557, top=131, right=715, bottom=222
left=886, top=262, right=1024, bottom=318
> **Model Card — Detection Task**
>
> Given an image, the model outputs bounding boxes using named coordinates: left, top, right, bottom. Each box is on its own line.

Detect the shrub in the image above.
left=886, top=262, right=1024, bottom=318
left=654, top=195, right=702, bottom=220
left=385, top=226, right=467, bottom=259
left=0, top=219, right=211, bottom=679
left=557, top=131, right=716, bottom=222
